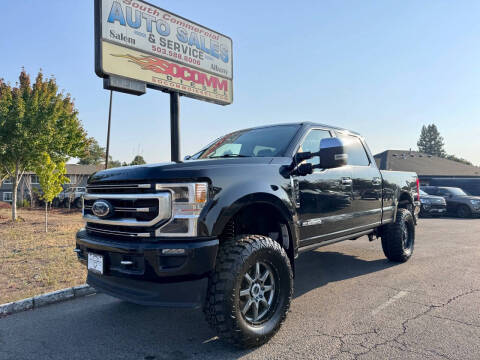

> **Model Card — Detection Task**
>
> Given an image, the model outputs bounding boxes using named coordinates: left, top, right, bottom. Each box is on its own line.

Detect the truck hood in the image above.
left=88, top=157, right=288, bottom=184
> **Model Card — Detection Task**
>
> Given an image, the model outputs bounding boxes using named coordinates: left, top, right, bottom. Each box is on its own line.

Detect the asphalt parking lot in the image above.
left=1, top=218, right=479, bottom=360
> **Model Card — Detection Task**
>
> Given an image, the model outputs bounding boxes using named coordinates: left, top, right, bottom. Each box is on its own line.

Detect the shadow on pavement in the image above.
left=0, top=249, right=398, bottom=360
left=293, top=250, right=395, bottom=298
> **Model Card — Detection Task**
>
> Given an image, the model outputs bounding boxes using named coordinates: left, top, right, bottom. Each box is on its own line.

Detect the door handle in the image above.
left=372, top=177, right=382, bottom=186
left=341, top=177, right=352, bottom=185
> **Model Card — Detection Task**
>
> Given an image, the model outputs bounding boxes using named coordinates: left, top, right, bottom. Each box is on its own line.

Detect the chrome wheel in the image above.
left=239, top=261, right=276, bottom=324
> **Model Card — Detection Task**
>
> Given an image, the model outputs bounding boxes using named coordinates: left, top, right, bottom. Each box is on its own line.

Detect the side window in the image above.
left=341, top=135, right=370, bottom=166
left=3, top=192, right=12, bottom=202
left=437, top=189, right=449, bottom=197
left=298, top=129, right=331, bottom=165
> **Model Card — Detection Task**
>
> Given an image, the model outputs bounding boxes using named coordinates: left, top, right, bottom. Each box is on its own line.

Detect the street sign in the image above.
left=95, top=0, right=233, bottom=105
left=103, top=75, right=146, bottom=95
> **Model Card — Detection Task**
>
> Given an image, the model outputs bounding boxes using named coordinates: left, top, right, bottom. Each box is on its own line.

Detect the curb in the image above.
left=0, top=284, right=96, bottom=317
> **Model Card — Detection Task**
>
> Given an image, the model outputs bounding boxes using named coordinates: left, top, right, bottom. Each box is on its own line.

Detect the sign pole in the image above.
left=170, top=92, right=180, bottom=163
left=105, top=90, right=113, bottom=169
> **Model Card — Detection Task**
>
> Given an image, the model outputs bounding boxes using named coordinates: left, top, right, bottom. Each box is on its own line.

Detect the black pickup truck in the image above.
left=75, top=122, right=420, bottom=347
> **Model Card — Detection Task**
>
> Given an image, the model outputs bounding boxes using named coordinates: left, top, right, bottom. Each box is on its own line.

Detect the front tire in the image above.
left=204, top=235, right=293, bottom=348
left=381, top=208, right=415, bottom=262
left=457, top=205, right=471, bottom=218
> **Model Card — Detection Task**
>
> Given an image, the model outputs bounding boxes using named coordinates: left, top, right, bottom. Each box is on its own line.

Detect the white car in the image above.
left=56, top=187, right=86, bottom=208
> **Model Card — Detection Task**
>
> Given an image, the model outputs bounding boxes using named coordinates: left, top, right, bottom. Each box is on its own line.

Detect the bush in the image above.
left=17, top=199, right=31, bottom=208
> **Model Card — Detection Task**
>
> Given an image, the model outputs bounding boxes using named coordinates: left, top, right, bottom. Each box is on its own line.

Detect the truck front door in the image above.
left=295, top=129, right=354, bottom=246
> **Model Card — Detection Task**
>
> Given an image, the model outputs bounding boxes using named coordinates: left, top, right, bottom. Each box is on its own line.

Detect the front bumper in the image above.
left=470, top=206, right=480, bottom=214
left=75, top=230, right=218, bottom=307
left=420, top=204, right=447, bottom=216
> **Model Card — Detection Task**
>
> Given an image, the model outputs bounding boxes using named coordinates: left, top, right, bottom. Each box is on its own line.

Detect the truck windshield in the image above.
left=197, top=125, right=300, bottom=159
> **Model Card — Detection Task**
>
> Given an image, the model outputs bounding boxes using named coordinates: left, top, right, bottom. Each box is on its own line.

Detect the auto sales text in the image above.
left=107, top=0, right=229, bottom=63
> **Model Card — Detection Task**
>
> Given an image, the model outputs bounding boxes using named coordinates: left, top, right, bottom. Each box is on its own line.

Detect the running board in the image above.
left=298, top=229, right=374, bottom=253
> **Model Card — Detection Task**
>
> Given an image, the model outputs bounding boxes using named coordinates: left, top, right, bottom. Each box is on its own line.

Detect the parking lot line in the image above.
left=372, top=290, right=409, bottom=315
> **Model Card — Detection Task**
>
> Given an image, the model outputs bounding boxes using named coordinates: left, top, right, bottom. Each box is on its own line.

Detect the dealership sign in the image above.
left=95, top=0, right=233, bottom=104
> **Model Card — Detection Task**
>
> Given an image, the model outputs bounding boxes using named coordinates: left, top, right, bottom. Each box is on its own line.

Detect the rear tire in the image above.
left=457, top=205, right=471, bottom=218
left=381, top=208, right=415, bottom=262
left=73, top=197, right=82, bottom=209
left=204, top=235, right=293, bottom=348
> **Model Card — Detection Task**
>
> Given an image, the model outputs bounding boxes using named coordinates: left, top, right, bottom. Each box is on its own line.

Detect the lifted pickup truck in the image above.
left=75, top=122, right=419, bottom=347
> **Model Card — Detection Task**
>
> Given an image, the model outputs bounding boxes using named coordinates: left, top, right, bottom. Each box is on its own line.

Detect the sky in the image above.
left=1, top=0, right=479, bottom=165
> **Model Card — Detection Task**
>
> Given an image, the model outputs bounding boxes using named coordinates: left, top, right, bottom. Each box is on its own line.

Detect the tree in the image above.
left=34, top=152, right=69, bottom=232
left=0, top=70, right=88, bottom=221
left=107, top=157, right=122, bottom=168
left=417, top=124, right=446, bottom=157
left=0, top=166, right=8, bottom=189
left=78, top=138, right=105, bottom=165
left=130, top=155, right=146, bottom=165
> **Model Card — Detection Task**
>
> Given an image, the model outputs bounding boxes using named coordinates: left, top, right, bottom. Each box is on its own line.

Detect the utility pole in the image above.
left=170, top=92, right=180, bottom=162
left=105, top=90, right=113, bottom=169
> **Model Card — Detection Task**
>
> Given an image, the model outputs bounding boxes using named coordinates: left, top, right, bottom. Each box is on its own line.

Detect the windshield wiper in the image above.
left=209, top=154, right=251, bottom=158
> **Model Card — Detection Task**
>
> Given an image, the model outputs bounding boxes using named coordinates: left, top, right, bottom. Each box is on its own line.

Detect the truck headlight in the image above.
left=470, top=199, right=480, bottom=209
left=420, top=198, right=432, bottom=204
left=154, top=182, right=208, bottom=237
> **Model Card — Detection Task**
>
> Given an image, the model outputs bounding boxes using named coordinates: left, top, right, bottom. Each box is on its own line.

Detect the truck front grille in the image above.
left=86, top=183, right=154, bottom=194
left=83, top=184, right=171, bottom=238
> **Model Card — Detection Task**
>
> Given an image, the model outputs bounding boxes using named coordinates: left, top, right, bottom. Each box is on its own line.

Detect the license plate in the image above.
left=88, top=253, right=104, bottom=274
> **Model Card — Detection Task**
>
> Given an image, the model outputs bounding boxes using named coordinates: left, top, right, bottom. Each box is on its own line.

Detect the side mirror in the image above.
left=183, top=155, right=191, bottom=161
left=294, top=151, right=313, bottom=164
left=291, top=163, right=313, bottom=176
left=319, top=138, right=348, bottom=169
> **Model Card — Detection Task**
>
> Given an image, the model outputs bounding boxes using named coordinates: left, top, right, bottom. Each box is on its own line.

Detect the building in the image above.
left=374, top=150, right=480, bottom=195
left=0, top=164, right=100, bottom=204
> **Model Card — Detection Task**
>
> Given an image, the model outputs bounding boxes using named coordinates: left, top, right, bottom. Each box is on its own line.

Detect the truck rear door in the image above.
left=336, top=134, right=383, bottom=229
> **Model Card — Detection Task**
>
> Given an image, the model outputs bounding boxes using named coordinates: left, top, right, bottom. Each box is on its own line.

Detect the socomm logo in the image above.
left=112, top=54, right=228, bottom=91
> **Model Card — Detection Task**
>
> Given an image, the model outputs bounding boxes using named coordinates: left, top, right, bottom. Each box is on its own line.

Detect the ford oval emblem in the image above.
left=92, top=200, right=113, bottom=218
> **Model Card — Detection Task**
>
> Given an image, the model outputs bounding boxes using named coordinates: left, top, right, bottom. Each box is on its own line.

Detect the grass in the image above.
left=0, top=207, right=86, bottom=304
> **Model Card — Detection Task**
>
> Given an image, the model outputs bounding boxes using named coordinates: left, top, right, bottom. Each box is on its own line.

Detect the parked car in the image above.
left=55, top=187, right=86, bottom=208
left=75, top=122, right=420, bottom=348
left=418, top=189, right=446, bottom=217
left=422, top=186, right=480, bottom=218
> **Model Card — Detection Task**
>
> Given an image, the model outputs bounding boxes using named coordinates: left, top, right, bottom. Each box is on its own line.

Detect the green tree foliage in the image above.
left=0, top=167, right=8, bottom=188
left=0, top=69, right=88, bottom=221
left=34, top=152, right=69, bottom=232
left=107, top=157, right=122, bottom=168
left=417, top=124, right=474, bottom=165
left=78, top=138, right=105, bottom=165
left=417, top=124, right=446, bottom=158
left=130, top=155, right=146, bottom=165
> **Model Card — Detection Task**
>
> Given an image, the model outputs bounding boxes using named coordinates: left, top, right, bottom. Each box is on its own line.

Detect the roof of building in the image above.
left=25, top=164, right=101, bottom=175
left=374, top=150, right=480, bottom=177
